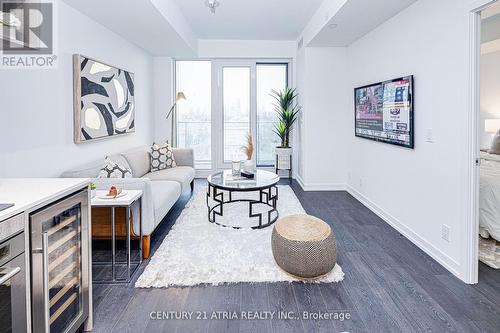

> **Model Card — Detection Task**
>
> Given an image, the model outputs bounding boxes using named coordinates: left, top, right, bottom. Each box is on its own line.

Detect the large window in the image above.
left=175, top=60, right=289, bottom=170
left=175, top=61, right=212, bottom=170
left=256, top=64, right=288, bottom=166
left=223, top=67, right=251, bottom=162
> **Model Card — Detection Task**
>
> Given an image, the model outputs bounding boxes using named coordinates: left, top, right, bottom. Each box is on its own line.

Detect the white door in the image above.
left=214, top=61, right=256, bottom=170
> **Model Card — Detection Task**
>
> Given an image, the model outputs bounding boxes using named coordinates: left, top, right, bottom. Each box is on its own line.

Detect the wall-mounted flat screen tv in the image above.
left=354, top=75, right=414, bottom=149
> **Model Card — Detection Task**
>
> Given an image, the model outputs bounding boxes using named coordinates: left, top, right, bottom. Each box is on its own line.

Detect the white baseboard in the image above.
left=346, top=185, right=462, bottom=279
left=295, top=175, right=346, bottom=191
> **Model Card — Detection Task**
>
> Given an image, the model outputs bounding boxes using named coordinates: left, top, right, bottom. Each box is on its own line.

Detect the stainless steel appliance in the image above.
left=0, top=231, right=27, bottom=333
left=30, top=190, right=89, bottom=333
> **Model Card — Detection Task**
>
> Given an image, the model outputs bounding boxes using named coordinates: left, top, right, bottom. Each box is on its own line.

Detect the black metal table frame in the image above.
left=206, top=183, right=279, bottom=229
left=92, top=196, right=143, bottom=284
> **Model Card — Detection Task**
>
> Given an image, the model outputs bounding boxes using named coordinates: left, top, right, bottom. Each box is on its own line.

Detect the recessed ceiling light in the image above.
left=328, top=23, right=338, bottom=29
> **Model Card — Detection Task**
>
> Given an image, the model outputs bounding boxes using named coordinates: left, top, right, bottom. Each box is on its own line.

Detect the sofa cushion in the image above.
left=122, top=146, right=150, bottom=178
left=150, top=181, right=181, bottom=224
left=142, top=166, right=195, bottom=192
left=98, top=156, right=132, bottom=178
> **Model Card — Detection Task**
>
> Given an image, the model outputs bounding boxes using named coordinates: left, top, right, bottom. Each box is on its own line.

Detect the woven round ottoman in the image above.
left=271, top=214, right=336, bottom=279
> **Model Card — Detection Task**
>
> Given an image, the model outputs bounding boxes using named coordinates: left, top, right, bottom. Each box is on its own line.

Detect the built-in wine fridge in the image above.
left=30, top=189, right=90, bottom=333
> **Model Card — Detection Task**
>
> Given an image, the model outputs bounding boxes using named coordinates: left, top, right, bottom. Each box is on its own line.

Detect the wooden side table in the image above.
left=91, top=190, right=143, bottom=284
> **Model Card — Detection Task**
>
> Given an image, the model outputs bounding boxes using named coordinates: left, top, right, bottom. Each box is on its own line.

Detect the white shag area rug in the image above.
left=135, top=185, right=344, bottom=288
left=479, top=236, right=500, bottom=269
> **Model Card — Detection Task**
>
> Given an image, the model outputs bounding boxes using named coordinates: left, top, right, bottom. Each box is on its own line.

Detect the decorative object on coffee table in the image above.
left=231, top=160, right=241, bottom=175
left=207, top=169, right=279, bottom=229
left=272, top=88, right=301, bottom=179
left=241, top=133, right=256, bottom=173
left=272, top=214, right=336, bottom=279
left=73, top=54, right=136, bottom=143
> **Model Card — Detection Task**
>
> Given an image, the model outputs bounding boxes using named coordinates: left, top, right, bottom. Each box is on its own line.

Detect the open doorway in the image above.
left=477, top=1, right=500, bottom=279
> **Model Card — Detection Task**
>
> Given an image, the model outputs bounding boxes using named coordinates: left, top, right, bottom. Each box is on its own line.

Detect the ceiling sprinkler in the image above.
left=205, top=0, right=220, bottom=14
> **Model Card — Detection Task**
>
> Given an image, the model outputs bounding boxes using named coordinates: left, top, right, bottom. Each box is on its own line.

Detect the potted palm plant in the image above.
left=272, top=88, right=301, bottom=171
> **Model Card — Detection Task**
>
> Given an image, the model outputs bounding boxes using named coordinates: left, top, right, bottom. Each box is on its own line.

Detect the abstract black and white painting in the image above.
left=73, top=54, right=135, bottom=143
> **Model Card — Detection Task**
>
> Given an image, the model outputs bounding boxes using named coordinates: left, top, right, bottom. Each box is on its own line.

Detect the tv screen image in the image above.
left=354, top=75, right=414, bottom=149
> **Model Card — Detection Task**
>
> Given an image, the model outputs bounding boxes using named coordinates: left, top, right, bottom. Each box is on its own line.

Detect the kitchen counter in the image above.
left=0, top=178, right=90, bottom=222
left=0, top=178, right=93, bottom=333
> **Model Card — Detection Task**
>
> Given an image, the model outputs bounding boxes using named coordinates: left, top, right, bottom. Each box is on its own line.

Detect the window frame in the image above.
left=174, top=58, right=292, bottom=176
left=255, top=62, right=290, bottom=167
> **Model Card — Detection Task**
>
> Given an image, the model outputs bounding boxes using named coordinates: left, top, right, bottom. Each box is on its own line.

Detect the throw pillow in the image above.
left=98, top=157, right=132, bottom=178
left=489, top=130, right=500, bottom=155
left=150, top=142, right=177, bottom=172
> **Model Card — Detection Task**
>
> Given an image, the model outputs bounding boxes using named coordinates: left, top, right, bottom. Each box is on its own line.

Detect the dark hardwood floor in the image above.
left=87, top=179, right=500, bottom=333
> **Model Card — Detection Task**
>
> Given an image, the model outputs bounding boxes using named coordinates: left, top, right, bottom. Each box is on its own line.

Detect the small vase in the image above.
left=90, top=189, right=96, bottom=198
left=242, top=159, right=256, bottom=173
left=231, top=160, right=241, bottom=175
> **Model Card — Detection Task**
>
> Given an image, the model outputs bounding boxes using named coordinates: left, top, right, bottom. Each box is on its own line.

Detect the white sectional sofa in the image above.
left=61, top=145, right=195, bottom=258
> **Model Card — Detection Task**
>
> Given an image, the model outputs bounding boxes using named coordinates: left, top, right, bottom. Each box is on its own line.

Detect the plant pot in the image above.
left=275, top=147, right=293, bottom=156
left=90, top=189, right=96, bottom=199
left=275, top=147, right=292, bottom=170
left=242, top=159, right=256, bottom=173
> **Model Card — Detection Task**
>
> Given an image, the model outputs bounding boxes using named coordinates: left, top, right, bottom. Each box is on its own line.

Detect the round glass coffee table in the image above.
left=206, top=170, right=280, bottom=229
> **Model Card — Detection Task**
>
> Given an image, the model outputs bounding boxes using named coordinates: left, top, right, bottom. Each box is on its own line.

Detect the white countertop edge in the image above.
left=0, top=178, right=90, bottom=221
left=91, top=189, right=143, bottom=207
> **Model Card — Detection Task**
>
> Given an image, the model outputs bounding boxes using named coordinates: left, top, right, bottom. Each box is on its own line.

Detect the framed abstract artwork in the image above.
left=73, top=54, right=135, bottom=143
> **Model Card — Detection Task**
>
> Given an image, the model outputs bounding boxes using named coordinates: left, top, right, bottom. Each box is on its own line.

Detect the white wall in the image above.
left=295, top=43, right=306, bottom=179
left=345, top=0, right=470, bottom=278
left=480, top=49, right=500, bottom=149
left=0, top=2, right=154, bottom=177
left=296, top=47, right=350, bottom=189
left=153, top=57, right=174, bottom=143
left=197, top=39, right=297, bottom=59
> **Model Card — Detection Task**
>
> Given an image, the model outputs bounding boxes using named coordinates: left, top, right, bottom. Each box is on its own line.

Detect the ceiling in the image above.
left=173, top=0, right=324, bottom=40
left=63, top=0, right=197, bottom=56
left=309, top=0, right=418, bottom=47
left=63, top=0, right=422, bottom=56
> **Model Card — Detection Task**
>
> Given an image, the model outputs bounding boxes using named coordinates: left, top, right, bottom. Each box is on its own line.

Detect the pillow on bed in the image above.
left=488, top=129, right=500, bottom=155
left=481, top=151, right=500, bottom=163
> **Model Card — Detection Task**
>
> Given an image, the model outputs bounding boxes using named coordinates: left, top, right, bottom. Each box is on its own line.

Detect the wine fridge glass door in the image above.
left=30, top=190, right=89, bottom=333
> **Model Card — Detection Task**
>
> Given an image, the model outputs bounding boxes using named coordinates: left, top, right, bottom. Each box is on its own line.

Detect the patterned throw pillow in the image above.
left=98, top=157, right=132, bottom=178
left=150, top=142, right=176, bottom=172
